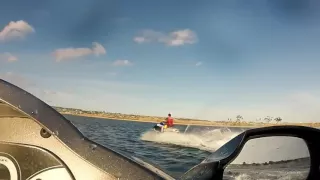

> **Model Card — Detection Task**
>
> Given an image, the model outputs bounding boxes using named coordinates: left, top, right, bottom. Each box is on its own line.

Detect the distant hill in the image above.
left=52, top=106, right=320, bottom=128
left=52, top=106, right=213, bottom=124
left=226, top=157, right=310, bottom=169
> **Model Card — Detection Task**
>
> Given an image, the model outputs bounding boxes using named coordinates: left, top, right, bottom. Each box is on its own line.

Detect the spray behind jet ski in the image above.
left=145, top=124, right=240, bottom=152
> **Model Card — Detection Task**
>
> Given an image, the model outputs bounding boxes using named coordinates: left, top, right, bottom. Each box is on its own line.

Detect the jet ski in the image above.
left=153, top=122, right=180, bottom=133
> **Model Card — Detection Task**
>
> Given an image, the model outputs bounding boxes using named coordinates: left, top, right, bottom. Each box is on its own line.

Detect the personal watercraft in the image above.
left=1, top=79, right=320, bottom=180
left=153, top=122, right=180, bottom=133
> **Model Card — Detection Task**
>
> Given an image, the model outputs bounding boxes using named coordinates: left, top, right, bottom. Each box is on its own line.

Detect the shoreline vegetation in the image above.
left=53, top=107, right=320, bottom=128
left=227, top=157, right=309, bottom=168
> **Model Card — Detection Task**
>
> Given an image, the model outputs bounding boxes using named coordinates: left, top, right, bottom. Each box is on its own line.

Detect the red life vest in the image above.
left=167, top=117, right=174, bottom=127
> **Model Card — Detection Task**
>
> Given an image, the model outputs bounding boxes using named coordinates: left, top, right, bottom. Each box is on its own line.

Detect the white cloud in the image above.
left=0, top=20, right=35, bottom=42
left=166, top=29, right=198, bottom=46
left=134, top=29, right=198, bottom=46
left=52, top=42, right=106, bottom=62
left=133, top=37, right=147, bottom=43
left=133, top=30, right=165, bottom=44
left=195, top=61, right=202, bottom=66
left=0, top=53, right=18, bottom=62
left=91, top=42, right=106, bottom=56
left=112, top=59, right=132, bottom=66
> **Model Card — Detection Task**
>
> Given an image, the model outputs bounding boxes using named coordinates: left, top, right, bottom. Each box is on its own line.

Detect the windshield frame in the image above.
left=0, top=79, right=173, bottom=179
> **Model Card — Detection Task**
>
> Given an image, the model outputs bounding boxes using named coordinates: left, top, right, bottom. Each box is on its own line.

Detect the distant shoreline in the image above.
left=61, top=112, right=257, bottom=128
left=58, top=110, right=320, bottom=128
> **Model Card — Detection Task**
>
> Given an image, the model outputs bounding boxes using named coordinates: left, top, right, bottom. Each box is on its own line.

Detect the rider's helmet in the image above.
left=168, top=112, right=171, bottom=117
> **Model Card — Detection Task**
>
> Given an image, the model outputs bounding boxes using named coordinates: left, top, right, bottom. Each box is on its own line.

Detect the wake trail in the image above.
left=225, top=170, right=309, bottom=180
left=140, top=127, right=242, bottom=152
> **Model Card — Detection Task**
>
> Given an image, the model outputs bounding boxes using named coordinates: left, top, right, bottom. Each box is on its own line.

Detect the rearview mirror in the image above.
left=181, top=126, right=320, bottom=180
left=224, top=136, right=310, bottom=180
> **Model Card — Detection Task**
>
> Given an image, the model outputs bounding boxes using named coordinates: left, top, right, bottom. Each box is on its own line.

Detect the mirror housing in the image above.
left=181, top=126, right=320, bottom=180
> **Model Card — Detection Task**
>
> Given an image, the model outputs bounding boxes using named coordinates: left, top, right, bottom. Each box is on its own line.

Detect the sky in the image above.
left=1, top=0, right=320, bottom=122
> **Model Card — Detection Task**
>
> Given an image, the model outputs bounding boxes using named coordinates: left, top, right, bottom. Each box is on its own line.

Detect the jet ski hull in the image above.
left=153, top=125, right=180, bottom=133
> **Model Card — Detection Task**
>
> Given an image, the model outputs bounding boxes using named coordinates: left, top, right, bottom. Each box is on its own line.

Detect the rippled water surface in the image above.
left=66, top=115, right=244, bottom=177
left=66, top=115, right=310, bottom=179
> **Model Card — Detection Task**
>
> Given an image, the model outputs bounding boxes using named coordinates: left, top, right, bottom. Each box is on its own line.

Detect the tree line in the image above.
left=228, top=115, right=283, bottom=123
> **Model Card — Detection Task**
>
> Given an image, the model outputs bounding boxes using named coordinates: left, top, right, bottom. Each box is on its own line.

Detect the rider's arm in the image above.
left=165, top=117, right=168, bottom=124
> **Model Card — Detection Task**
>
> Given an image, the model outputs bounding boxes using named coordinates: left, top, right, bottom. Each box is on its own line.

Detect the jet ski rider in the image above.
left=166, top=113, right=174, bottom=128
left=158, top=113, right=174, bottom=132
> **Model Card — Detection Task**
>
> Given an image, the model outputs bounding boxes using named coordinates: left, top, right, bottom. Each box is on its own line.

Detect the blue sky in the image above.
left=1, top=0, right=320, bottom=122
